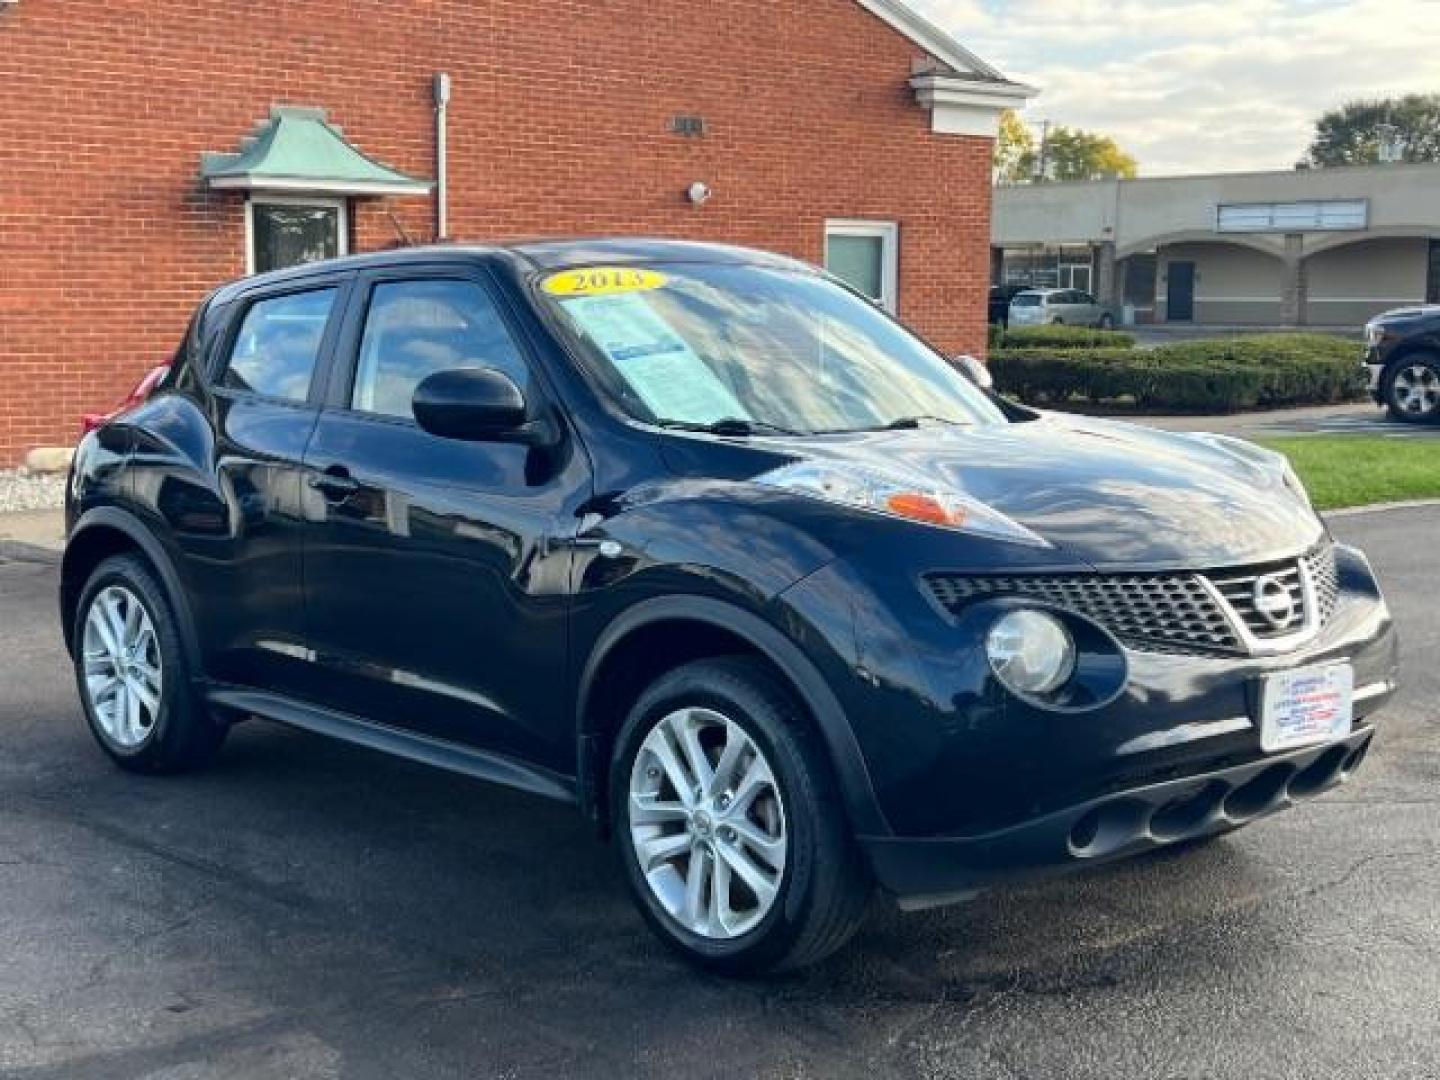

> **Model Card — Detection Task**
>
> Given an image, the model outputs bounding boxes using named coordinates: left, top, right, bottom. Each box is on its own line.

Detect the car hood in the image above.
left=756, top=414, right=1324, bottom=570
left=1374, top=304, right=1440, bottom=323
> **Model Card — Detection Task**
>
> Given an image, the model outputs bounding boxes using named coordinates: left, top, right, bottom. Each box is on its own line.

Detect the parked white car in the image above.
left=1008, top=288, right=1113, bottom=329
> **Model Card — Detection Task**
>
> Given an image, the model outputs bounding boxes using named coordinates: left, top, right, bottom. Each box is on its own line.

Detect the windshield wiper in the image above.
left=813, top=415, right=972, bottom=435
left=656, top=417, right=803, bottom=437
left=879, top=414, right=972, bottom=430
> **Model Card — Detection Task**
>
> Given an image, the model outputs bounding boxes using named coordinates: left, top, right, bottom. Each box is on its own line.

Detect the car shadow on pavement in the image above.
left=150, top=717, right=1282, bottom=990
left=0, top=689, right=1339, bottom=1080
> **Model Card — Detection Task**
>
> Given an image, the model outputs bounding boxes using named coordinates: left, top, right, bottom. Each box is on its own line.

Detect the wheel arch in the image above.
left=61, top=507, right=201, bottom=672
left=1383, top=341, right=1440, bottom=372
left=574, top=596, right=889, bottom=838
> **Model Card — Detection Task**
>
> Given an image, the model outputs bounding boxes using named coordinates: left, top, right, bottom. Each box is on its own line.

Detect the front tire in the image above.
left=1386, top=354, right=1440, bottom=423
left=73, top=554, right=226, bottom=773
left=611, top=658, right=870, bottom=975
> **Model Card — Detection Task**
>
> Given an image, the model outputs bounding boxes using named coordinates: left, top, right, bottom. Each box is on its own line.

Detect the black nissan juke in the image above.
left=63, top=240, right=1398, bottom=973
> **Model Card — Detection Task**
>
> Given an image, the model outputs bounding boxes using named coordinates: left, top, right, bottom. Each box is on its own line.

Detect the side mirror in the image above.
left=412, top=367, right=554, bottom=445
left=953, top=354, right=994, bottom=391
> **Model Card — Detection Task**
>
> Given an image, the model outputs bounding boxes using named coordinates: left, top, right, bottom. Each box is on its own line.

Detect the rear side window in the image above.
left=351, top=279, right=528, bottom=419
left=221, top=288, right=337, bottom=402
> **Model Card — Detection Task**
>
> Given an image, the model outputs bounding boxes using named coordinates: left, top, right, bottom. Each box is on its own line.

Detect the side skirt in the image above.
left=207, top=688, right=577, bottom=804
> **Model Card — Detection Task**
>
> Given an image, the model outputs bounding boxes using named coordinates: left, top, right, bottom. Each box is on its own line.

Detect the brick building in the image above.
left=0, top=0, right=1029, bottom=465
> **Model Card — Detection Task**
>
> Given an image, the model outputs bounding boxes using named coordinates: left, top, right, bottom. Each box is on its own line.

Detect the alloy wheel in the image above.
left=81, top=585, right=163, bottom=748
left=1393, top=364, right=1440, bottom=417
left=628, top=707, right=788, bottom=940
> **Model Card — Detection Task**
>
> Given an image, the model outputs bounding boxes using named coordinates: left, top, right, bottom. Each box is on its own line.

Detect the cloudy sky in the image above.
left=911, top=0, right=1440, bottom=176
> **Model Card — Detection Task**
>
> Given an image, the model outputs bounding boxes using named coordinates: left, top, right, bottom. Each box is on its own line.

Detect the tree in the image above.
left=993, top=110, right=1035, bottom=183
left=1307, top=95, right=1440, bottom=166
left=1042, top=126, right=1138, bottom=181
left=992, top=115, right=1138, bottom=183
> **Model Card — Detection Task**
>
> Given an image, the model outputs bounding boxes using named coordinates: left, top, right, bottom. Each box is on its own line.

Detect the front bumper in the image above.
left=1364, top=346, right=1386, bottom=400
left=862, top=722, right=1377, bottom=905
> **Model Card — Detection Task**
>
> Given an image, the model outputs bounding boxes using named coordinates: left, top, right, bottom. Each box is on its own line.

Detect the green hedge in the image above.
left=990, top=334, right=1366, bottom=413
left=988, top=324, right=1136, bottom=351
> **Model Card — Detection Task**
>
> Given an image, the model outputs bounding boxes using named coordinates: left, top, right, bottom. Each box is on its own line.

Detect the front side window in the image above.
left=539, top=263, right=1005, bottom=435
left=221, top=288, right=336, bottom=402
left=352, top=279, right=529, bottom=419
left=248, top=199, right=347, bottom=275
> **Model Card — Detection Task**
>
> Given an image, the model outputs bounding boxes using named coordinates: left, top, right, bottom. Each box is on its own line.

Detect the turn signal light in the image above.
left=884, top=492, right=965, bottom=527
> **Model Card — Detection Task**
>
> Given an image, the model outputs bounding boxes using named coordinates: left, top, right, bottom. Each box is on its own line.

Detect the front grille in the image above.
left=1207, top=560, right=1305, bottom=639
left=925, top=543, right=1338, bottom=657
left=926, top=571, right=1242, bottom=654
left=1304, top=543, right=1340, bottom=624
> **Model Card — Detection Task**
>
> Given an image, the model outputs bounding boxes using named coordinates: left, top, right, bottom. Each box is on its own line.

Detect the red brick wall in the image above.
left=0, top=0, right=993, bottom=465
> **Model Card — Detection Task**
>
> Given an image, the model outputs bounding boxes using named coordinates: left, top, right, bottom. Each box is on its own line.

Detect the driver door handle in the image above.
left=307, top=465, right=358, bottom=501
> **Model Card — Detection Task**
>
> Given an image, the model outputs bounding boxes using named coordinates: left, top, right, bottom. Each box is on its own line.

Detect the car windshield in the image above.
left=537, top=262, right=1007, bottom=434
left=1010, top=293, right=1043, bottom=307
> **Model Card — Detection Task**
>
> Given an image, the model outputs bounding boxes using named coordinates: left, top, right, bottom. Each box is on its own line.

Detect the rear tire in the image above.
left=73, top=554, right=226, bottom=773
left=1385, top=354, right=1440, bottom=423
left=1097, top=313, right=1114, bottom=330
left=611, top=657, right=871, bottom=975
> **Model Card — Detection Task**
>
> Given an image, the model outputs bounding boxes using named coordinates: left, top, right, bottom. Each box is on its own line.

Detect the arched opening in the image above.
left=1135, top=241, right=1286, bottom=326
left=1303, top=236, right=1435, bottom=326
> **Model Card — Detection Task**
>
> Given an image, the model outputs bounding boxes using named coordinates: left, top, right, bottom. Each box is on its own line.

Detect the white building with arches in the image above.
left=992, top=162, right=1440, bottom=327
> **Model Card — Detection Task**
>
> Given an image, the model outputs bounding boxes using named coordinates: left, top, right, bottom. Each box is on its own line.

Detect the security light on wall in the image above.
left=687, top=182, right=712, bottom=206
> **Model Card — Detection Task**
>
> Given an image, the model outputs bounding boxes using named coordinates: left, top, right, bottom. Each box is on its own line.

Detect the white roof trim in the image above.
left=853, top=0, right=1009, bottom=81
left=910, top=73, right=1037, bottom=107
left=208, top=175, right=435, bottom=197
left=909, top=72, right=1037, bottom=137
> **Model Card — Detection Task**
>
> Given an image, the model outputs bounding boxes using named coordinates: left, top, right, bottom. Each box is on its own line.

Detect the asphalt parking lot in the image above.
left=2, top=509, right=1437, bottom=1080
left=1144, top=401, right=1440, bottom=440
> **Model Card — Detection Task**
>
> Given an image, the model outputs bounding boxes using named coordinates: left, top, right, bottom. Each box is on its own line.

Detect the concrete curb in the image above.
left=1323, top=498, right=1440, bottom=518
left=23, top=447, right=75, bottom=474
left=0, top=540, right=61, bottom=565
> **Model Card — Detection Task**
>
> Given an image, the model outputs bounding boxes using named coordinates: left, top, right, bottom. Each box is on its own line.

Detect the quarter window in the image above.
left=221, top=288, right=337, bottom=402
left=351, top=279, right=528, bottom=420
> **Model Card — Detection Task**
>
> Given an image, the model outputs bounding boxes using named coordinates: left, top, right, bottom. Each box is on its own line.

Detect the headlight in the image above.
left=756, top=461, right=1050, bottom=547
left=986, top=610, right=1076, bottom=695
left=1363, top=321, right=1385, bottom=347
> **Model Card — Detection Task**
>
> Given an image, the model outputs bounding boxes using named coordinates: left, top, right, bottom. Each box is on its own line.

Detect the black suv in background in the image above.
left=64, top=240, right=1396, bottom=973
left=1364, top=305, right=1440, bottom=422
left=988, top=283, right=1028, bottom=327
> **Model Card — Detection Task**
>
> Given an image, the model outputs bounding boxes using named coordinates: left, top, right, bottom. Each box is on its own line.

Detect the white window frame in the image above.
left=245, top=194, right=350, bottom=276
left=1216, top=199, right=1368, bottom=234
left=824, top=220, right=899, bottom=313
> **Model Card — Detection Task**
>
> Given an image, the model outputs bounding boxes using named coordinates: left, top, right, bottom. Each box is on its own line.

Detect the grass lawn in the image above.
left=1257, top=436, right=1440, bottom=511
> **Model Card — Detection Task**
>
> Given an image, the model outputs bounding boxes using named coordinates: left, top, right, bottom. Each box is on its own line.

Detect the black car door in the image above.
left=166, top=275, right=350, bottom=695
left=298, top=263, right=590, bottom=773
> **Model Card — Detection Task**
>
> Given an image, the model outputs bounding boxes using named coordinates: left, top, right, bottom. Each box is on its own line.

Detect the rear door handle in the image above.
left=306, top=466, right=358, bottom=501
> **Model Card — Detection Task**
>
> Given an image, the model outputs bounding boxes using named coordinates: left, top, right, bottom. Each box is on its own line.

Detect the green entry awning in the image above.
left=201, top=106, right=432, bottom=197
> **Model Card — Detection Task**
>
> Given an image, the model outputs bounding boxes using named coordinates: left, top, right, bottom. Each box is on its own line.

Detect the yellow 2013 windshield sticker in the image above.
left=542, top=267, right=668, bottom=297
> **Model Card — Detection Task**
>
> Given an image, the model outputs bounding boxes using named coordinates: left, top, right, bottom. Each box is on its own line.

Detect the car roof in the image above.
left=210, top=237, right=816, bottom=304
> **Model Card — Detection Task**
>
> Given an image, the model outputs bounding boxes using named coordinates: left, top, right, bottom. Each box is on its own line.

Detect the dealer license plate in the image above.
left=1259, top=663, right=1354, bottom=753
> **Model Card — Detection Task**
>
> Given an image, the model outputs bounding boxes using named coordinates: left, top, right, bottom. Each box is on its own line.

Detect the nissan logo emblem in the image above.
left=1252, top=574, right=1297, bottom=630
